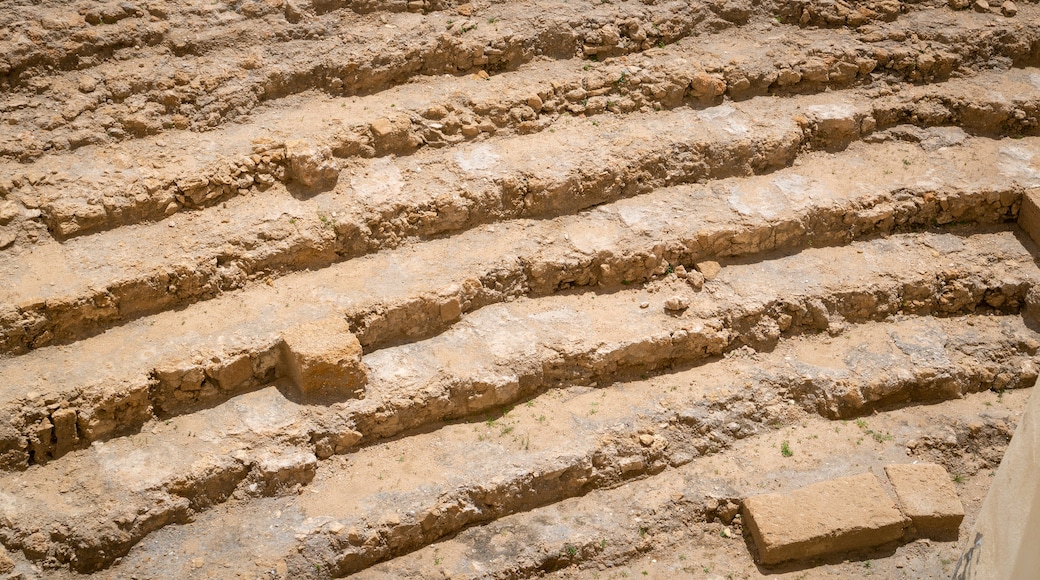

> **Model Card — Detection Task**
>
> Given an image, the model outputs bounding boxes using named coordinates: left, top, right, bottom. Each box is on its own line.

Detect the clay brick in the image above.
left=281, top=317, right=367, bottom=401
left=742, top=472, right=908, bottom=565
left=885, top=463, right=964, bottom=539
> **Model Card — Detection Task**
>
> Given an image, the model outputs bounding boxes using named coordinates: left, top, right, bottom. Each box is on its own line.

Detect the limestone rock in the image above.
left=742, top=472, right=908, bottom=565
left=0, top=546, right=13, bottom=573
left=664, top=296, right=689, bottom=312
left=1001, top=0, right=1017, bottom=15
left=285, top=140, right=339, bottom=189
left=281, top=317, right=367, bottom=401
left=885, top=463, right=965, bottom=539
left=695, top=260, right=722, bottom=280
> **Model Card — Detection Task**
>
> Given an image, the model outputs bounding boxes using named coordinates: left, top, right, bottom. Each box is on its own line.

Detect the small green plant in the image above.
left=903, top=158, right=911, bottom=166
left=781, top=440, right=793, bottom=457
left=952, top=473, right=966, bottom=484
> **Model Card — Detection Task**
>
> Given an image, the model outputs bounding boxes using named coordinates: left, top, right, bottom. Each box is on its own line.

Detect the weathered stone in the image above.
left=973, top=0, right=990, bottom=11
left=1018, top=190, right=1040, bottom=247
left=742, top=472, right=908, bottom=565
left=281, top=317, right=367, bottom=401
left=664, top=296, right=689, bottom=311
left=0, top=546, right=13, bottom=573
left=1001, top=0, right=1017, bottom=15
left=285, top=140, right=339, bottom=189
left=885, top=463, right=965, bottom=538
left=695, top=260, right=722, bottom=280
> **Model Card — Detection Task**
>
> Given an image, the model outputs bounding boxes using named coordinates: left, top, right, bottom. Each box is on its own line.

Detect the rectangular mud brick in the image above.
left=885, top=463, right=965, bottom=539
left=281, top=317, right=367, bottom=401
left=742, top=472, right=908, bottom=565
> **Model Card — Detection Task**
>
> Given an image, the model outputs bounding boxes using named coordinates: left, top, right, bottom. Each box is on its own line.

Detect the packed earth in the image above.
left=1, top=0, right=1039, bottom=577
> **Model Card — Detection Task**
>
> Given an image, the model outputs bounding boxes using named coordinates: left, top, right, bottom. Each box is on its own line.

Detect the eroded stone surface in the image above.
left=742, top=472, right=908, bottom=565
left=281, top=317, right=366, bottom=401
left=886, top=462, right=965, bottom=539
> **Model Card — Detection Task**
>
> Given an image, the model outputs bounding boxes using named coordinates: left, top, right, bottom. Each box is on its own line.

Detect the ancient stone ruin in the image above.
left=1, top=0, right=1039, bottom=577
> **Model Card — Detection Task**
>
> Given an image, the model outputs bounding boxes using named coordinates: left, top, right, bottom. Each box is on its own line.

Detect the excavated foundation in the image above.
left=2, top=0, right=1040, bottom=577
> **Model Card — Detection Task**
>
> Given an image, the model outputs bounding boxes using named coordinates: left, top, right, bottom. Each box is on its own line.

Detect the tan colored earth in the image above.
left=1, top=0, right=1040, bottom=577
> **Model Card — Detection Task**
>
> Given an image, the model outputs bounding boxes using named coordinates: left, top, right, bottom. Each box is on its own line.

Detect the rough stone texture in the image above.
left=281, top=317, right=366, bottom=401
left=3, top=0, right=1040, bottom=576
left=285, top=139, right=340, bottom=189
left=0, top=547, right=12, bottom=574
left=885, top=463, right=965, bottom=539
left=742, top=473, right=909, bottom=565
left=1018, top=190, right=1040, bottom=247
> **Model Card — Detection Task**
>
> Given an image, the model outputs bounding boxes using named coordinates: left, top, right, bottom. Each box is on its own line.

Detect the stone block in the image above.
left=885, top=463, right=964, bottom=539
left=281, top=317, right=367, bottom=401
left=742, top=472, right=908, bottom=565
left=1017, top=189, right=1040, bottom=247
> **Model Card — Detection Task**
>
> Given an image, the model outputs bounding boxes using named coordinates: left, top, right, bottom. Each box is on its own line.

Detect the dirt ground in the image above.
left=2, top=0, right=1040, bottom=577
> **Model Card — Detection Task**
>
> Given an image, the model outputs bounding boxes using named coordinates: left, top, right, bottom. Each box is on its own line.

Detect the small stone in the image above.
left=527, top=95, right=543, bottom=111
left=1001, top=0, right=1017, bottom=15
left=285, top=139, right=340, bottom=189
left=639, top=434, right=654, bottom=446
left=948, top=0, right=970, bottom=8
left=695, top=260, right=722, bottom=280
left=475, top=70, right=490, bottom=81
left=0, top=200, right=20, bottom=224
left=456, top=3, right=473, bottom=15
left=972, top=0, right=989, bottom=10
left=639, top=301, right=650, bottom=309
left=686, top=269, right=705, bottom=290
left=0, top=546, right=13, bottom=573
left=77, top=75, right=98, bottom=93
left=461, top=125, right=480, bottom=137
left=370, top=117, right=395, bottom=137
left=664, top=296, right=689, bottom=312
